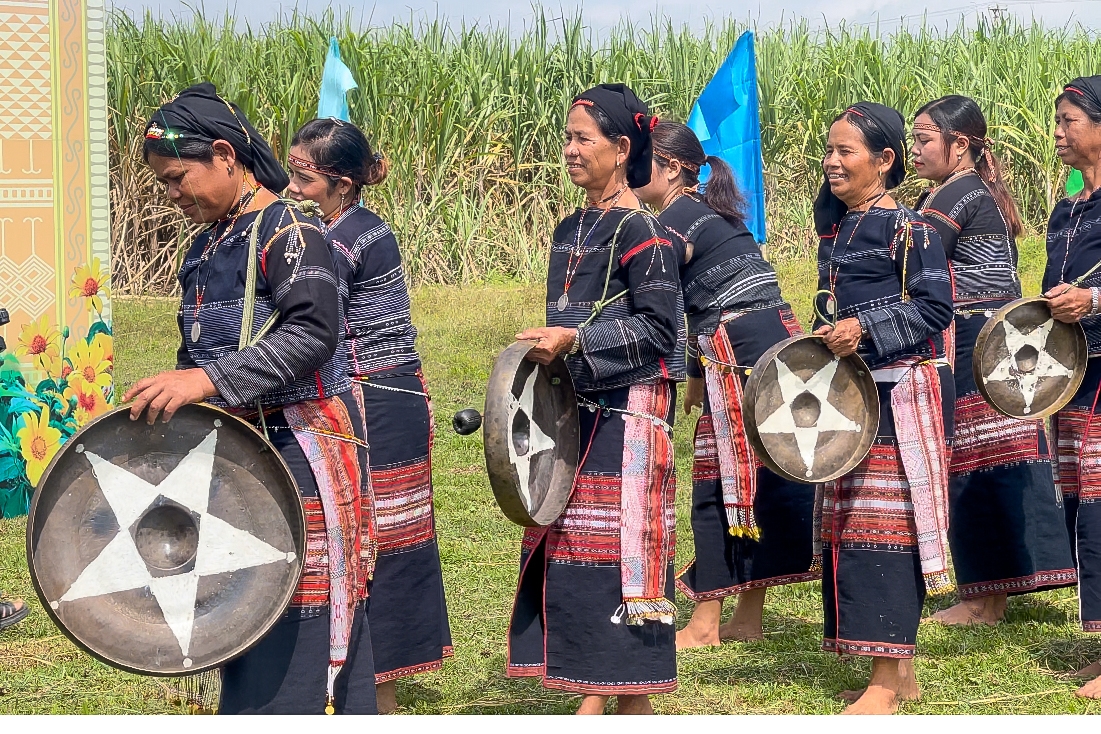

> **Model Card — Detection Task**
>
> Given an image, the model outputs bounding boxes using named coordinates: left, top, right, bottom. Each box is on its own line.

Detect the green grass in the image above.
left=2, top=269, right=1098, bottom=714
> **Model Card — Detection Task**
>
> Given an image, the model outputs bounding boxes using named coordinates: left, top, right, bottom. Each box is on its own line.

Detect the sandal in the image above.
left=0, top=598, right=28, bottom=630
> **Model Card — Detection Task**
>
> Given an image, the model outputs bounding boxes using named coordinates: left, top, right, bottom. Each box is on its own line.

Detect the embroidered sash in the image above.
left=698, top=328, right=759, bottom=538
left=889, top=359, right=953, bottom=594
left=617, top=382, right=677, bottom=625
left=283, top=397, right=368, bottom=713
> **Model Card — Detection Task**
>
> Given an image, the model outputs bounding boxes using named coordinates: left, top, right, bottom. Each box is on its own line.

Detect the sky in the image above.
left=110, top=0, right=1101, bottom=33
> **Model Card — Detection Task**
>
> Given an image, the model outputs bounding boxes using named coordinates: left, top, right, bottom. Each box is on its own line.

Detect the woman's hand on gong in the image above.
left=124, top=368, right=219, bottom=425
left=1045, top=284, right=1093, bottom=323
left=814, top=317, right=863, bottom=357
left=516, top=327, right=578, bottom=365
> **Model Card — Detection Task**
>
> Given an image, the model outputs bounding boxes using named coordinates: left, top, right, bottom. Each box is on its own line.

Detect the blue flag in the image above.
left=317, top=37, right=357, bottom=122
left=687, top=31, right=767, bottom=244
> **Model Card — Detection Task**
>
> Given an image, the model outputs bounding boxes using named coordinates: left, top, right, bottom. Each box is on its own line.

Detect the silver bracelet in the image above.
left=1092, top=287, right=1100, bottom=316
left=567, top=330, right=582, bottom=355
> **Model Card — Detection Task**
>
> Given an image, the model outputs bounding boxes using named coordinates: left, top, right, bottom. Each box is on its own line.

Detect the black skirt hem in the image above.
left=823, top=638, right=915, bottom=659
left=958, top=569, right=1078, bottom=599
left=675, top=563, right=820, bottom=601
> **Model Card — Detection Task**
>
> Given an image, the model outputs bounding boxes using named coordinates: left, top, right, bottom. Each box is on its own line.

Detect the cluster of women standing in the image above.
left=121, top=73, right=1101, bottom=715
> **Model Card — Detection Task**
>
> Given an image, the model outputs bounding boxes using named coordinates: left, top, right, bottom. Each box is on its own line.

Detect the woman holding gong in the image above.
left=505, top=84, right=684, bottom=714
left=813, top=102, right=954, bottom=714
left=1043, top=76, right=1101, bottom=700
left=127, top=83, right=377, bottom=714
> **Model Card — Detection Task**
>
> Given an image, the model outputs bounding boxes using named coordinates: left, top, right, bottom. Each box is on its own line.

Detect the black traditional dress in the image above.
left=327, top=204, right=453, bottom=684
left=917, top=172, right=1075, bottom=599
left=661, top=194, right=818, bottom=602
left=1046, top=190, right=1101, bottom=633
left=177, top=200, right=377, bottom=714
left=507, top=206, right=685, bottom=695
left=816, top=205, right=954, bottom=658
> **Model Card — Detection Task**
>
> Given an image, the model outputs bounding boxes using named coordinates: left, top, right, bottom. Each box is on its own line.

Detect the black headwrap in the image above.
left=144, top=82, right=289, bottom=192
left=1062, top=77, right=1101, bottom=115
left=813, top=101, right=907, bottom=237
left=571, top=83, right=658, bottom=188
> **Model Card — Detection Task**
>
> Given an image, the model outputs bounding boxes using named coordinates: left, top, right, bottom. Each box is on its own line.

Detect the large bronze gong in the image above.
left=26, top=403, right=304, bottom=676
left=483, top=341, right=580, bottom=526
left=743, top=335, right=880, bottom=484
left=973, top=297, right=1087, bottom=420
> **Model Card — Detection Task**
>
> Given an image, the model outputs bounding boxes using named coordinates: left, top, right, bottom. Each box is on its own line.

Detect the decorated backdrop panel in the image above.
left=0, top=0, right=111, bottom=517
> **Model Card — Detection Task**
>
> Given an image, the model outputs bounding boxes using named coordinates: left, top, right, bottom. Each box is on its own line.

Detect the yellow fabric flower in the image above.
left=17, top=406, right=62, bottom=486
left=15, top=314, right=61, bottom=375
left=91, top=332, right=113, bottom=366
left=67, top=337, right=112, bottom=391
left=69, top=258, right=111, bottom=313
left=64, top=381, right=109, bottom=426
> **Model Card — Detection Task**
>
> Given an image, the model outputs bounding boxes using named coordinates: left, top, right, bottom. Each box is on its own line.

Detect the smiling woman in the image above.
left=812, top=102, right=955, bottom=715
left=130, top=83, right=379, bottom=715
left=506, top=84, right=685, bottom=715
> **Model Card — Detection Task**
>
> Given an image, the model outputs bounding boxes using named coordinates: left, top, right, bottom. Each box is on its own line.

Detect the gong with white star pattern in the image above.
left=973, top=297, right=1087, bottom=420
left=26, top=403, right=305, bottom=676
left=483, top=341, right=580, bottom=526
left=743, top=335, right=880, bottom=484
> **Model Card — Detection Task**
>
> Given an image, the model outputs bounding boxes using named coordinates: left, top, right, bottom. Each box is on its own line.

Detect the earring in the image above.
left=957, top=153, right=964, bottom=162
left=227, top=166, right=233, bottom=176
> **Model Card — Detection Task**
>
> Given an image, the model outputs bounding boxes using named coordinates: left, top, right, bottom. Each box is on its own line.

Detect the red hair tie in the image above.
left=649, top=115, right=659, bottom=132
left=1066, top=86, right=1086, bottom=96
left=634, top=112, right=645, bottom=130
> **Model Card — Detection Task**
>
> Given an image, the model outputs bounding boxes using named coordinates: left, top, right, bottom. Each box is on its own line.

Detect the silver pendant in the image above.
left=191, top=320, right=201, bottom=343
left=557, top=293, right=569, bottom=312
left=825, top=295, right=836, bottom=316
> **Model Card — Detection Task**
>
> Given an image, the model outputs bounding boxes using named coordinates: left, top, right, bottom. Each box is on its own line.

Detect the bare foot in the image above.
left=1076, top=674, right=1101, bottom=699
left=677, top=624, right=721, bottom=649
left=718, top=588, right=766, bottom=641
left=718, top=618, right=764, bottom=642
left=615, top=695, right=654, bottom=714
left=376, top=680, right=397, bottom=714
left=1074, top=662, right=1101, bottom=680
left=577, top=695, right=609, bottom=714
left=841, top=685, right=899, bottom=715
left=677, top=599, right=722, bottom=649
left=927, top=596, right=1005, bottom=626
left=839, top=660, right=920, bottom=703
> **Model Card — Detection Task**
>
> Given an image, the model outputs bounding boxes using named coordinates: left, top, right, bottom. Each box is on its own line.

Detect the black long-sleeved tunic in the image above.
left=815, top=205, right=954, bottom=369
left=659, top=194, right=787, bottom=378
left=176, top=200, right=350, bottom=407
left=547, top=206, right=686, bottom=392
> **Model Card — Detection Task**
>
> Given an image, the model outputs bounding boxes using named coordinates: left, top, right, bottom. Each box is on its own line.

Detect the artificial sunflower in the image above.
left=15, top=314, right=61, bottom=375
left=69, top=258, right=111, bottom=313
left=17, top=406, right=61, bottom=486
left=67, top=337, right=112, bottom=391
left=64, top=381, right=109, bottom=426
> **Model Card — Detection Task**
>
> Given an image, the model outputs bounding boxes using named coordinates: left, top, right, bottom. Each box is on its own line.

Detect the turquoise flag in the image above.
left=317, top=37, right=357, bottom=121
left=687, top=31, right=767, bottom=244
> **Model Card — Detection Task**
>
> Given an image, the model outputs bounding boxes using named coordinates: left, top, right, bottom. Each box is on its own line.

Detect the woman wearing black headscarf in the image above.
left=127, top=83, right=377, bottom=714
left=505, top=84, right=685, bottom=714
left=1043, top=76, right=1101, bottom=700
left=812, top=102, right=953, bottom=714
